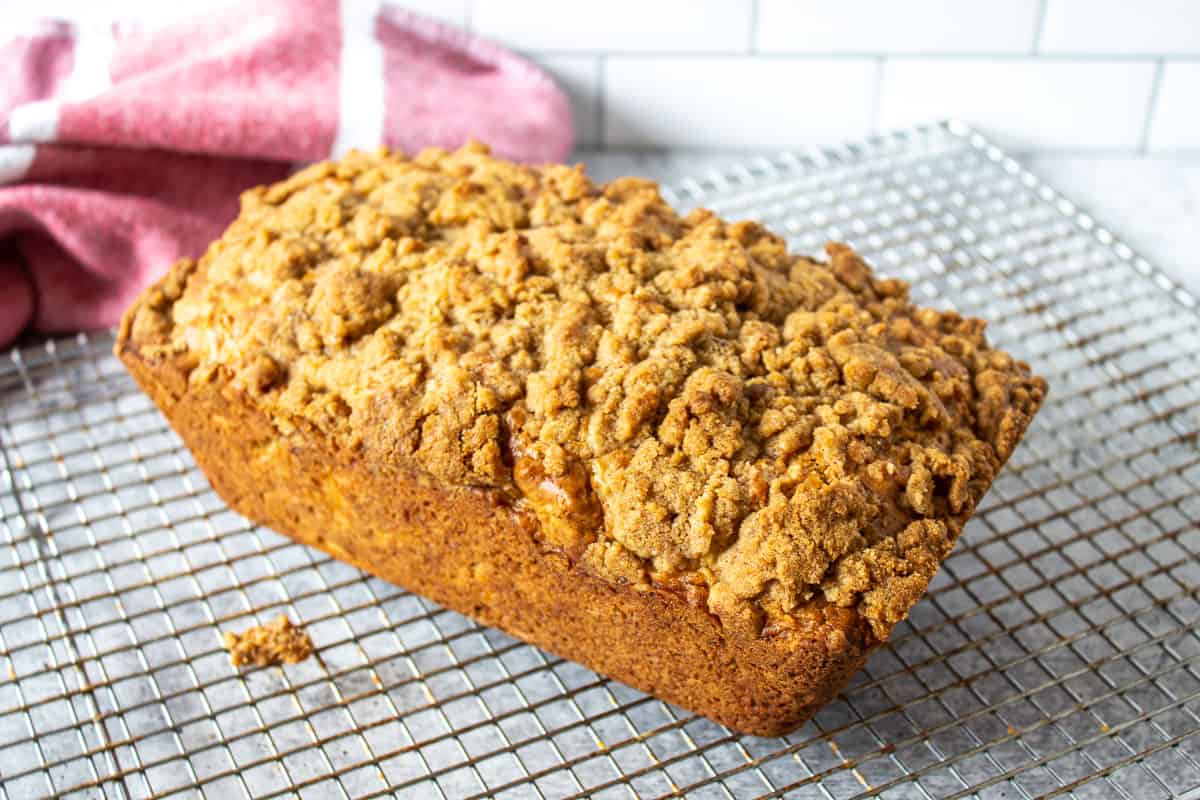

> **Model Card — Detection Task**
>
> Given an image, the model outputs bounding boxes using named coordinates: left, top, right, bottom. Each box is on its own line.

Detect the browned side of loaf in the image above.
left=117, top=321, right=875, bottom=737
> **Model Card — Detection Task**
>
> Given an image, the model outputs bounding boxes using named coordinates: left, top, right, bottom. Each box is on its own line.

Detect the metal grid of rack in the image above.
left=2, top=121, right=1199, bottom=799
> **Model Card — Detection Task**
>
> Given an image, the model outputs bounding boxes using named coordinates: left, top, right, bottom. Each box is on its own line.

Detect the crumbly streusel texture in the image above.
left=127, top=142, right=1044, bottom=643
left=120, top=143, right=1044, bottom=733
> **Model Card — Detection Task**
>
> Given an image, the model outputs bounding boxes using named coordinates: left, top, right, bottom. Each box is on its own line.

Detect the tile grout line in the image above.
left=579, top=146, right=1200, bottom=159
left=1138, top=59, right=1167, bottom=155
left=748, top=0, right=760, bottom=54
left=869, top=57, right=885, bottom=135
left=520, top=50, right=1197, bottom=61
left=1032, top=0, right=1049, bottom=54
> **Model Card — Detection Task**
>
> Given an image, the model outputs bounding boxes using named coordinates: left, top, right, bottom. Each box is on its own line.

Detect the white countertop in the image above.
left=1022, top=157, right=1200, bottom=298
left=576, top=151, right=1200, bottom=301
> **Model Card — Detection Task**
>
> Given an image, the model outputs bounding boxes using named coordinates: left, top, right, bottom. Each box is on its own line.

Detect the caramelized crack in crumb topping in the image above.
left=223, top=615, right=314, bottom=667
left=132, top=143, right=1046, bottom=641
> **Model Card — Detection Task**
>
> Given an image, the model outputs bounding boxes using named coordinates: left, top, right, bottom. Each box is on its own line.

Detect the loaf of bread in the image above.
left=117, top=143, right=1045, bottom=736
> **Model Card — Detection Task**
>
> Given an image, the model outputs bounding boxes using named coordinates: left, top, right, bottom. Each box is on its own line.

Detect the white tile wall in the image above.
left=1040, top=0, right=1200, bottom=55
left=1148, top=61, right=1200, bottom=152
left=604, top=58, right=876, bottom=148
left=471, top=0, right=752, bottom=53
left=878, top=60, right=1158, bottom=151
left=469, top=0, right=1198, bottom=153
left=756, top=0, right=1042, bottom=54
left=27, top=0, right=1200, bottom=153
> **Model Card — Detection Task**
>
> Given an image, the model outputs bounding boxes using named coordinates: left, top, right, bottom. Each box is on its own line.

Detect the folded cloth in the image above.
left=0, top=0, right=573, bottom=347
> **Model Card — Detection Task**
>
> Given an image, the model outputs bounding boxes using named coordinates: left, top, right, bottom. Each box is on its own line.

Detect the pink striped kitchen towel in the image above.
left=0, top=0, right=573, bottom=346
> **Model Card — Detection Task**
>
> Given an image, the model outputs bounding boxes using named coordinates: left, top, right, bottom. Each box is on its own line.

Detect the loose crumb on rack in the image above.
left=223, top=615, right=314, bottom=667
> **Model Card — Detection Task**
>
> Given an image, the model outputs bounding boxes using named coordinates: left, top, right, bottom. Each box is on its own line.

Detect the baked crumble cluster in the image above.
left=223, top=615, right=314, bottom=667
left=130, top=143, right=1045, bottom=641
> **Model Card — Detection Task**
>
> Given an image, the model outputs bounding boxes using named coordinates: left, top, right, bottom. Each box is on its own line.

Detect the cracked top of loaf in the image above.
left=126, top=142, right=1046, bottom=641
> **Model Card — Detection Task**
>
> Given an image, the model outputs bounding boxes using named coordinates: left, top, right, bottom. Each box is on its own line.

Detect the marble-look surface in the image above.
left=1028, top=157, right=1200, bottom=299
left=575, top=151, right=1200, bottom=301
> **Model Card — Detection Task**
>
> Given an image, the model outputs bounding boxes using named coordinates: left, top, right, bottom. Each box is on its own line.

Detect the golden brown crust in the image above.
left=117, top=143, right=1045, bottom=734
left=117, top=337, right=872, bottom=735
left=223, top=615, right=314, bottom=667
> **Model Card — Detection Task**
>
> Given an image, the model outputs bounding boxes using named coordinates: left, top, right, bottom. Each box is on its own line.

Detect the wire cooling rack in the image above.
left=2, top=121, right=1199, bottom=800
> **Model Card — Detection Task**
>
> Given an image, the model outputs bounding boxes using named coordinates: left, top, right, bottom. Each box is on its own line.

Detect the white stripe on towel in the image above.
left=0, top=145, right=36, bottom=184
left=330, top=0, right=386, bottom=160
left=8, top=21, right=115, bottom=145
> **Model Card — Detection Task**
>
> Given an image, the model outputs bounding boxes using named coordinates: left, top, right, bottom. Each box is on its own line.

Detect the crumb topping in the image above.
left=223, top=615, right=314, bottom=667
left=132, top=143, right=1046, bottom=641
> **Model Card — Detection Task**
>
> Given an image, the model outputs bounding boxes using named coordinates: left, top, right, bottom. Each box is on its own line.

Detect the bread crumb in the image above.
left=223, top=615, right=314, bottom=667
